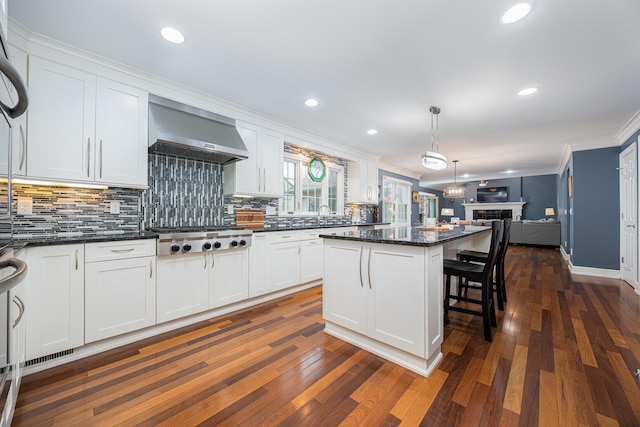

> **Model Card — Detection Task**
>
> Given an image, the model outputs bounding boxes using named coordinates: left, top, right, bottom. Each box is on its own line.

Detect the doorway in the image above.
left=619, top=141, right=638, bottom=291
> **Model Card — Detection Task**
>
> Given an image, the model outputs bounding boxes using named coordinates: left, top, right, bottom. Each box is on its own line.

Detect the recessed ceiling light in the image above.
left=304, top=99, right=319, bottom=107
left=367, top=129, right=378, bottom=135
left=505, top=169, right=516, bottom=174
left=160, top=27, right=185, bottom=44
left=501, top=3, right=532, bottom=24
left=518, top=87, right=538, bottom=96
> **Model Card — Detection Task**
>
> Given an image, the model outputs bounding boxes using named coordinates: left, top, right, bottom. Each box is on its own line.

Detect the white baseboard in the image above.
left=559, top=246, right=570, bottom=261
left=568, top=262, right=621, bottom=279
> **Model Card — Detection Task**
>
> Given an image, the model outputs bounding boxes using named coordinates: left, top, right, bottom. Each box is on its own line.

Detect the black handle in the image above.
left=0, top=258, right=27, bottom=294
left=0, top=51, right=28, bottom=118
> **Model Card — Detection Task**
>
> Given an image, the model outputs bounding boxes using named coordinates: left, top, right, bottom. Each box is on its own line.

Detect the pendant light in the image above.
left=443, top=160, right=466, bottom=199
left=421, top=106, right=447, bottom=170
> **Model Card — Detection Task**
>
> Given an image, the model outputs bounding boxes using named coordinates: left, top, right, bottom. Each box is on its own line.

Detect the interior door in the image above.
left=620, top=142, right=637, bottom=289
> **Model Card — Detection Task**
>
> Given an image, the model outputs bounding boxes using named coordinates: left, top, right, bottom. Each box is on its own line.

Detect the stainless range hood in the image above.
left=148, top=94, right=249, bottom=164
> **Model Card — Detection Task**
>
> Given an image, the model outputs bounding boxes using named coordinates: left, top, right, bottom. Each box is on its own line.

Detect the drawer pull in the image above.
left=12, top=296, right=25, bottom=328
left=110, top=248, right=135, bottom=253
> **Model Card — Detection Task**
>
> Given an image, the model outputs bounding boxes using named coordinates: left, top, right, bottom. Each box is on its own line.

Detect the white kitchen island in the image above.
left=321, top=225, right=491, bottom=376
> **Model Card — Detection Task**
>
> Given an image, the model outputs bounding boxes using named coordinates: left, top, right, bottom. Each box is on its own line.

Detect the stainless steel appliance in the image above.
left=147, top=94, right=249, bottom=165
left=149, top=227, right=253, bottom=257
left=0, top=247, right=27, bottom=427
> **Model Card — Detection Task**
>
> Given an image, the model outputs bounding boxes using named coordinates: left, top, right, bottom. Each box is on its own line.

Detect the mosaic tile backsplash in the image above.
left=12, top=185, right=140, bottom=238
left=143, top=154, right=223, bottom=229
left=11, top=144, right=360, bottom=237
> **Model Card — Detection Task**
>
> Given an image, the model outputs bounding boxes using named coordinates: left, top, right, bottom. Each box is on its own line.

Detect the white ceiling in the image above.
left=8, top=0, right=640, bottom=188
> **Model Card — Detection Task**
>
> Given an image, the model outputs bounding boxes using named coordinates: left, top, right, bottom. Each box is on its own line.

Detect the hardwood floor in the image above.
left=13, top=246, right=640, bottom=426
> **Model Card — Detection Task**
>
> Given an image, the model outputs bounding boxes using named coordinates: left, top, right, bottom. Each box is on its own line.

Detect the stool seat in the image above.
left=456, top=249, right=487, bottom=262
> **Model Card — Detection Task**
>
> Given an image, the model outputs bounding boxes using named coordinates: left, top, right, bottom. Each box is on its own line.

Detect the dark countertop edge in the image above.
left=253, top=223, right=389, bottom=233
left=319, top=227, right=491, bottom=247
left=11, top=231, right=158, bottom=249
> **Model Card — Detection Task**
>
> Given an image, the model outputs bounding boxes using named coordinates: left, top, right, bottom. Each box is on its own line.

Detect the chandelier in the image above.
left=443, top=160, right=466, bottom=199
left=421, top=106, right=447, bottom=170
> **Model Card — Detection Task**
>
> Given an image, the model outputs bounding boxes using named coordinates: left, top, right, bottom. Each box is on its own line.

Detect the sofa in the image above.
left=509, top=221, right=560, bottom=246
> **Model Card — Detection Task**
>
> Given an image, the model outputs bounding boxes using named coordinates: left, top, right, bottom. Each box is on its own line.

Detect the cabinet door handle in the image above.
left=87, top=138, right=91, bottom=177
left=257, top=167, right=261, bottom=193
left=358, top=246, right=364, bottom=288
left=150, top=260, right=153, bottom=278
left=204, top=253, right=207, bottom=269
left=263, top=168, right=266, bottom=193
left=298, top=244, right=300, bottom=255
left=99, top=139, right=103, bottom=178
left=75, top=249, right=79, bottom=270
left=18, top=124, right=25, bottom=172
left=12, top=296, right=25, bottom=328
left=110, top=248, right=135, bottom=253
left=367, top=247, right=372, bottom=289
left=211, top=253, right=215, bottom=269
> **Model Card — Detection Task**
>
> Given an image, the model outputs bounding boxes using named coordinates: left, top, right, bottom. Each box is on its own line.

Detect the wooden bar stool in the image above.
left=443, top=221, right=501, bottom=342
left=457, top=218, right=511, bottom=310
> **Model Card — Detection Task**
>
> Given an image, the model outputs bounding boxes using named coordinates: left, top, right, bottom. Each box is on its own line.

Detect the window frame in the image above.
left=381, top=175, right=412, bottom=227
left=280, top=153, right=345, bottom=216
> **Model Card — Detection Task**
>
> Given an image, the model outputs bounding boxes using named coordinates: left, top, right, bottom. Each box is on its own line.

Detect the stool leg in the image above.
left=482, top=278, right=494, bottom=342
left=444, top=273, right=452, bottom=316
left=494, top=268, right=505, bottom=311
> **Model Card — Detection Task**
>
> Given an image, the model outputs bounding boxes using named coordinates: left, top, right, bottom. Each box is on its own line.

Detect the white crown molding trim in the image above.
left=570, top=137, right=620, bottom=153
left=378, top=162, right=421, bottom=180
left=616, top=110, right=640, bottom=144
left=557, top=144, right=573, bottom=175
left=568, top=263, right=620, bottom=279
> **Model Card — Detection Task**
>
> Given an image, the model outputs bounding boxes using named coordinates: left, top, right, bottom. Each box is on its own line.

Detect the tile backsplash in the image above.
left=11, top=145, right=357, bottom=237
left=12, top=185, right=140, bottom=238
left=143, top=154, right=223, bottom=229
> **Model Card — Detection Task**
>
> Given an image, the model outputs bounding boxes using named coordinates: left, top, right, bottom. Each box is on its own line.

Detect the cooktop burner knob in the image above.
left=170, top=244, right=180, bottom=253
left=230, top=240, right=239, bottom=247
left=213, top=241, right=222, bottom=249
left=202, top=242, right=212, bottom=250
left=239, top=240, right=247, bottom=246
left=182, top=243, right=192, bottom=252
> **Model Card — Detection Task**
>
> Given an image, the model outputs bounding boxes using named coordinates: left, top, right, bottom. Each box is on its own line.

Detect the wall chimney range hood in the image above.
left=148, top=94, right=249, bottom=164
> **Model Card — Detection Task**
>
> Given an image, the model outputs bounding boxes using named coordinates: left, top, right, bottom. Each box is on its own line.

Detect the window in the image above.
left=281, top=155, right=344, bottom=215
left=382, top=176, right=412, bottom=227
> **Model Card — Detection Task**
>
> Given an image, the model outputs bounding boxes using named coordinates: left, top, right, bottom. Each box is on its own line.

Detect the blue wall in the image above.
left=379, top=169, right=559, bottom=224
left=571, top=147, right=620, bottom=269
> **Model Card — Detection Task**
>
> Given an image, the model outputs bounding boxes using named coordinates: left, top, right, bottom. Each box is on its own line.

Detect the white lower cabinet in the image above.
left=156, top=253, right=209, bottom=323
left=208, top=249, right=249, bottom=308
left=323, top=241, right=427, bottom=357
left=248, top=233, right=268, bottom=297
left=300, top=231, right=322, bottom=283
left=25, top=244, right=84, bottom=361
left=84, top=240, right=156, bottom=343
left=267, top=231, right=301, bottom=292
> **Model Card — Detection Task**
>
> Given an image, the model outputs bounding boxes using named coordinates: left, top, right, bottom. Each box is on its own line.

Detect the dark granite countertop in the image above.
left=254, top=223, right=387, bottom=233
left=10, top=231, right=158, bottom=250
left=319, top=225, right=491, bottom=247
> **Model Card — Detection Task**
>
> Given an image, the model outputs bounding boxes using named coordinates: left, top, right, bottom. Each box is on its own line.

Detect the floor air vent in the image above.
left=26, top=349, right=75, bottom=367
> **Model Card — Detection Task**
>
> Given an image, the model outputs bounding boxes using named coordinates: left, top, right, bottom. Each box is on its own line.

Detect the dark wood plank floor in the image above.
left=13, top=246, right=640, bottom=426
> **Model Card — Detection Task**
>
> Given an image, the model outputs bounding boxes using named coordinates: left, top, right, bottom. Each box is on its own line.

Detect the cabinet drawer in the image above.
left=300, top=230, right=320, bottom=240
left=85, top=239, right=156, bottom=262
left=268, top=231, right=301, bottom=244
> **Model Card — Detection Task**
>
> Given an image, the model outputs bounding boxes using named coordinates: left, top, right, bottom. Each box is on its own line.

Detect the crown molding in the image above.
left=616, top=110, right=640, bottom=144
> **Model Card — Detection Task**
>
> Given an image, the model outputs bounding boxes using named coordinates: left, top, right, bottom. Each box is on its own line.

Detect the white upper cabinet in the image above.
left=347, top=160, right=379, bottom=204
left=223, top=122, right=283, bottom=198
left=27, top=57, right=148, bottom=188
left=94, top=79, right=148, bottom=187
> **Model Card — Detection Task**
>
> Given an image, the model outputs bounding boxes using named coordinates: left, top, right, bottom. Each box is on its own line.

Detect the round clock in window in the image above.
left=308, top=156, right=326, bottom=182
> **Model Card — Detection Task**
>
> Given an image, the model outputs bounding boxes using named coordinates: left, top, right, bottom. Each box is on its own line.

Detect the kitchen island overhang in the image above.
left=320, top=225, right=491, bottom=376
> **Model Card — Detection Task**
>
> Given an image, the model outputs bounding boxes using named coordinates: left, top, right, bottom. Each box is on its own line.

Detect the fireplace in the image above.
left=473, top=209, right=512, bottom=220
left=462, top=202, right=526, bottom=221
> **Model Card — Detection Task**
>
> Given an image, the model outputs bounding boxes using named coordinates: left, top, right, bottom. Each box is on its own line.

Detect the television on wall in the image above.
left=477, top=186, right=508, bottom=203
